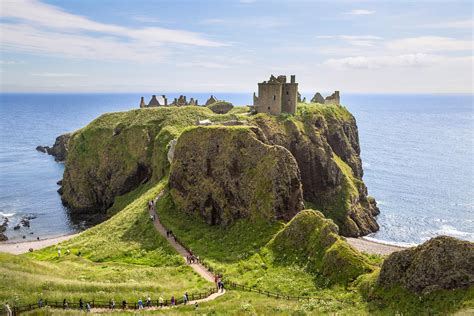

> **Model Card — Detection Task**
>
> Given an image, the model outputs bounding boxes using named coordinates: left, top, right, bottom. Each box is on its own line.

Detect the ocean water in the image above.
left=0, top=93, right=472, bottom=245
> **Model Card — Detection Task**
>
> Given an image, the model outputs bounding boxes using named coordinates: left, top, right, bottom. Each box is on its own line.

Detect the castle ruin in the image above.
left=310, top=91, right=340, bottom=105
left=253, top=74, right=298, bottom=115
left=140, top=95, right=168, bottom=108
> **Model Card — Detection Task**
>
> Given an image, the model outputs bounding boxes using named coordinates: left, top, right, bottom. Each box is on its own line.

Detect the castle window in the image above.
left=286, top=91, right=288, bottom=95
left=268, top=106, right=270, bottom=110
left=273, top=95, right=276, bottom=100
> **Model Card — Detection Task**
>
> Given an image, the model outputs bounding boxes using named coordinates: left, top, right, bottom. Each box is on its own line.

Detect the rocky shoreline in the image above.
left=36, top=133, right=70, bottom=162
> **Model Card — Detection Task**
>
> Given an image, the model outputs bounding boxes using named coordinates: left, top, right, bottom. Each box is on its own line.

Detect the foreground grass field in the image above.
left=2, top=178, right=473, bottom=315
left=0, top=180, right=210, bottom=306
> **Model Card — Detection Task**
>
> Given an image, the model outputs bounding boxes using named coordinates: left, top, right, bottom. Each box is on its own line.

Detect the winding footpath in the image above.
left=148, top=192, right=217, bottom=284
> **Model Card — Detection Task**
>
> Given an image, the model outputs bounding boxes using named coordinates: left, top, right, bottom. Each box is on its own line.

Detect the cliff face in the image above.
left=60, top=104, right=378, bottom=237
left=169, top=126, right=304, bottom=225
left=250, top=104, right=379, bottom=236
left=61, top=107, right=219, bottom=213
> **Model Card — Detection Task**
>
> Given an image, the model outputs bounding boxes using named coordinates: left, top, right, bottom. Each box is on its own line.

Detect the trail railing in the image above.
left=4, top=288, right=219, bottom=315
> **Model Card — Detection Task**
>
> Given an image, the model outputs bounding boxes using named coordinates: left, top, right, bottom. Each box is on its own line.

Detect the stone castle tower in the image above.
left=253, top=74, right=298, bottom=115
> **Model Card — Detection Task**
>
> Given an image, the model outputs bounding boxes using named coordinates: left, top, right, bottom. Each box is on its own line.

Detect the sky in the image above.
left=0, top=0, right=472, bottom=93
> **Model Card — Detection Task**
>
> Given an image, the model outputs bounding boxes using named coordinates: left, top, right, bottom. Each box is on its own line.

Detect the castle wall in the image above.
left=257, top=83, right=283, bottom=115
left=281, top=83, right=298, bottom=114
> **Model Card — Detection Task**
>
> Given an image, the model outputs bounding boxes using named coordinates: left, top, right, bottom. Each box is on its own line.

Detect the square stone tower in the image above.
left=254, top=74, right=298, bottom=115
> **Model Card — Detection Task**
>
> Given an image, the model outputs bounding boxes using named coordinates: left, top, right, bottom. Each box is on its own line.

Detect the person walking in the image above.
left=158, top=296, right=164, bottom=308
left=195, top=301, right=199, bottom=310
left=79, top=299, right=84, bottom=311
left=62, top=299, right=68, bottom=309
left=122, top=300, right=127, bottom=310
left=4, top=303, right=12, bottom=316
left=138, top=298, right=143, bottom=310
left=57, top=247, right=61, bottom=257
left=183, top=292, right=188, bottom=305
left=170, top=296, right=175, bottom=307
left=146, top=296, right=151, bottom=307
left=110, top=299, right=115, bottom=310
left=86, top=302, right=91, bottom=313
left=38, top=298, right=43, bottom=308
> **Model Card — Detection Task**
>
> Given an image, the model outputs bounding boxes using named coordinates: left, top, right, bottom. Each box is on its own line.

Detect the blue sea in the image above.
left=0, top=93, right=472, bottom=245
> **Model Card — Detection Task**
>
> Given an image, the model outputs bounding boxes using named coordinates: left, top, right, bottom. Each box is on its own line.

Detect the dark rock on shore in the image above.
left=36, top=133, right=71, bottom=162
left=377, top=236, right=474, bottom=294
left=35, top=145, right=48, bottom=153
left=170, top=126, right=304, bottom=225
left=0, top=217, right=8, bottom=241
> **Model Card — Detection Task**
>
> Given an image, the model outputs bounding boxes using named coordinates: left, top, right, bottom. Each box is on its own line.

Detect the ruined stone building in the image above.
left=253, top=75, right=298, bottom=115
left=170, top=95, right=198, bottom=106
left=310, top=91, right=340, bottom=105
left=139, top=94, right=200, bottom=108
left=205, top=95, right=218, bottom=106
left=139, top=95, right=168, bottom=108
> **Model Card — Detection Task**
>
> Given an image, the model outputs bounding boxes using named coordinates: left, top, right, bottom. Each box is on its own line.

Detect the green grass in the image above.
left=29, top=180, right=179, bottom=266
left=356, top=270, right=474, bottom=315
left=0, top=180, right=211, bottom=306
left=158, top=193, right=370, bottom=297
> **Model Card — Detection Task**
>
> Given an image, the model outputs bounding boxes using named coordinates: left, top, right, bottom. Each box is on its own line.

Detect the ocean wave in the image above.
left=438, top=225, right=474, bottom=240
left=0, top=212, right=16, bottom=217
left=362, top=236, right=418, bottom=247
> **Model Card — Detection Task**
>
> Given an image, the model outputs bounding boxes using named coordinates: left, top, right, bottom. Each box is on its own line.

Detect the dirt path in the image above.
left=148, top=194, right=216, bottom=283
left=346, top=237, right=408, bottom=256
left=0, top=233, right=79, bottom=255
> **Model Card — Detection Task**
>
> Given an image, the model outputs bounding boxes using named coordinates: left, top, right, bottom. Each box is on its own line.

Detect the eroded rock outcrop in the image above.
left=169, top=126, right=304, bottom=225
left=377, top=236, right=474, bottom=294
left=267, top=210, right=374, bottom=285
left=36, top=133, right=71, bottom=162
left=250, top=105, right=379, bottom=236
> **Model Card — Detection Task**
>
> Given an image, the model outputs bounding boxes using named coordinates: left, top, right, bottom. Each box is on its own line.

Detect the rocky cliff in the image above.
left=169, top=126, right=304, bottom=225
left=60, top=107, right=219, bottom=213
left=59, top=104, right=378, bottom=237
left=377, top=236, right=474, bottom=294
left=249, top=104, right=379, bottom=236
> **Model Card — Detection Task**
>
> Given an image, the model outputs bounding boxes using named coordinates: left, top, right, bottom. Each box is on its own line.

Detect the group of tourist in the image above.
left=186, top=252, right=200, bottom=264
left=28, top=294, right=200, bottom=312
left=215, top=275, right=225, bottom=292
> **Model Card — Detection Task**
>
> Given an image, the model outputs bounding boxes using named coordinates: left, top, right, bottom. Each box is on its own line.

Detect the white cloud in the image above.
left=323, top=53, right=471, bottom=69
left=201, top=17, right=287, bottom=28
left=345, top=9, right=376, bottom=15
left=0, top=0, right=226, bottom=62
left=0, top=60, right=23, bottom=65
left=316, top=35, right=383, bottom=47
left=420, top=19, right=473, bottom=29
left=31, top=73, right=86, bottom=77
left=387, top=36, right=472, bottom=53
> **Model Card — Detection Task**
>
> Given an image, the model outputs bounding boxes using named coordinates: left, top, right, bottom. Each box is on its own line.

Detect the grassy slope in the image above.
left=158, top=190, right=474, bottom=315
left=158, top=193, right=370, bottom=303
left=0, top=180, right=210, bottom=305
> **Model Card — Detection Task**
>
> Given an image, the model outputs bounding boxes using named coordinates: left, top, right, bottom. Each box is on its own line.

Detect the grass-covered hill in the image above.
left=60, top=104, right=378, bottom=237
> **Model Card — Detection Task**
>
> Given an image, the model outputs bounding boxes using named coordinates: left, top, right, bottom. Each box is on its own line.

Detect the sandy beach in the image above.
left=346, top=237, right=408, bottom=256
left=0, top=233, right=79, bottom=255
